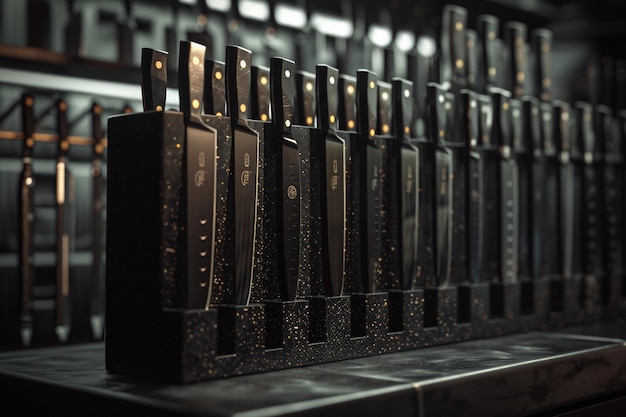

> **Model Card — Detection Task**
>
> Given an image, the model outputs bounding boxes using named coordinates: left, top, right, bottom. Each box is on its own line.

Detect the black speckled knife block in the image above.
left=105, top=110, right=624, bottom=384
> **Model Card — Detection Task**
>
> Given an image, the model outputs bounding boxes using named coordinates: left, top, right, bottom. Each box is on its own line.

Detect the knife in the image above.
left=251, top=65, right=271, bottom=122
left=540, top=100, right=561, bottom=277
left=55, top=98, right=71, bottom=343
left=478, top=14, right=502, bottom=91
left=225, top=45, right=261, bottom=306
left=522, top=96, right=545, bottom=279
left=90, top=102, right=105, bottom=338
left=427, top=83, right=454, bottom=287
left=440, top=4, right=468, bottom=91
left=205, top=59, right=227, bottom=117
left=553, top=101, right=575, bottom=279
left=314, top=64, right=347, bottom=296
left=270, top=57, right=302, bottom=300
left=141, top=48, right=168, bottom=112
left=461, top=90, right=484, bottom=283
left=18, top=93, right=35, bottom=346
left=532, top=29, right=553, bottom=102
left=356, top=70, right=384, bottom=293
left=338, top=74, right=357, bottom=132
left=505, top=22, right=528, bottom=98
left=391, top=78, right=420, bottom=289
left=297, top=70, right=317, bottom=127
left=178, top=40, right=219, bottom=309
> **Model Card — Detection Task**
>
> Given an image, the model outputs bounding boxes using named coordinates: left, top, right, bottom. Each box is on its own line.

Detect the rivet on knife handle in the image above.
left=141, top=48, right=168, bottom=112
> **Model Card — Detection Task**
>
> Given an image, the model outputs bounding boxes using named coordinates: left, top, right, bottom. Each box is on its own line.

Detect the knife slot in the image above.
left=307, top=297, right=326, bottom=343
left=349, top=294, right=366, bottom=338
left=264, top=302, right=284, bottom=350
left=387, top=291, right=404, bottom=332
left=456, top=287, right=471, bottom=324
left=217, top=307, right=236, bottom=355
left=549, top=279, right=564, bottom=313
left=423, top=289, right=438, bottom=328
left=520, top=281, right=535, bottom=315
left=489, top=284, right=505, bottom=319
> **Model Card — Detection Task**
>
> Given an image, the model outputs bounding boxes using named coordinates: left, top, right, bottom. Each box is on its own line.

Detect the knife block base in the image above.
left=456, top=283, right=489, bottom=338
left=422, top=287, right=458, bottom=345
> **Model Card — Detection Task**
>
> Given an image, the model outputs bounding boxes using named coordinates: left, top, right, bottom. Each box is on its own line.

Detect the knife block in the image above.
left=456, top=283, right=490, bottom=338
left=422, top=287, right=459, bottom=345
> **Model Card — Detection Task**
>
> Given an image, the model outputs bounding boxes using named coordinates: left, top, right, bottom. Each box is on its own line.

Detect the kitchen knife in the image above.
left=141, top=48, right=168, bottom=112
left=205, top=59, right=227, bottom=117
left=427, top=83, right=454, bottom=287
left=314, top=64, right=347, bottom=296
left=478, top=14, right=502, bottom=91
left=178, top=40, right=218, bottom=309
left=270, top=57, right=301, bottom=300
left=505, top=22, right=528, bottom=98
left=225, top=45, right=261, bottom=305
left=90, top=102, right=105, bottom=338
left=55, top=98, right=71, bottom=343
left=251, top=65, right=271, bottom=122
left=532, top=29, right=553, bottom=102
left=391, top=78, right=420, bottom=289
left=297, top=70, right=317, bottom=127
left=356, top=70, right=384, bottom=293
left=18, top=93, right=36, bottom=346
left=553, top=101, right=575, bottom=279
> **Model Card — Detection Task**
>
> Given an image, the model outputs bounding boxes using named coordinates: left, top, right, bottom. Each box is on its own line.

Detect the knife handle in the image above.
left=505, top=22, right=528, bottom=97
left=178, top=40, right=206, bottom=125
left=510, top=98, right=523, bottom=151
left=478, top=93, right=493, bottom=147
left=140, top=48, right=168, bottom=112
left=541, top=102, right=556, bottom=155
left=377, top=81, right=392, bottom=136
left=226, top=45, right=252, bottom=126
left=392, top=78, right=414, bottom=141
left=576, top=102, right=594, bottom=162
left=441, top=4, right=468, bottom=88
left=297, top=70, right=317, bottom=127
left=251, top=65, right=271, bottom=122
left=270, top=57, right=297, bottom=136
left=356, top=70, right=378, bottom=140
left=338, top=74, right=357, bottom=131
left=56, top=99, right=69, bottom=157
left=91, top=102, right=104, bottom=157
left=490, top=88, right=513, bottom=151
left=522, top=96, right=542, bottom=155
left=461, top=89, right=480, bottom=150
left=465, top=29, right=478, bottom=91
left=204, top=59, right=226, bottom=117
left=478, top=14, right=501, bottom=90
left=532, top=28, right=553, bottom=102
left=427, top=82, right=454, bottom=144
left=21, top=93, right=35, bottom=159
left=315, top=65, right=339, bottom=132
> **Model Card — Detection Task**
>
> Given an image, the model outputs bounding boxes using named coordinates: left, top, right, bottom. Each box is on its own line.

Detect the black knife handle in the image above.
left=466, top=29, right=478, bottom=90
left=478, top=93, right=493, bottom=147
left=427, top=82, right=454, bottom=145
left=296, top=70, right=316, bottom=127
left=204, top=59, right=226, bottom=116
left=576, top=102, right=595, bottom=163
left=505, top=22, right=528, bottom=97
left=532, top=28, right=553, bottom=102
left=56, top=99, right=69, bottom=157
left=377, top=81, right=392, bottom=136
left=315, top=65, right=339, bottom=133
left=270, top=57, right=297, bottom=136
left=251, top=65, right=271, bottom=122
left=441, top=4, right=468, bottom=88
left=522, top=96, right=542, bottom=155
left=178, top=40, right=206, bottom=125
left=392, top=78, right=414, bottom=141
left=541, top=102, right=556, bottom=156
left=478, top=14, right=501, bottom=90
left=140, top=48, right=168, bottom=112
left=356, top=70, right=378, bottom=140
left=461, top=89, right=480, bottom=151
left=553, top=101, right=572, bottom=158
left=21, top=93, right=35, bottom=159
left=510, top=98, right=523, bottom=151
left=490, top=88, right=513, bottom=151
left=226, top=45, right=252, bottom=126
left=338, top=74, right=357, bottom=131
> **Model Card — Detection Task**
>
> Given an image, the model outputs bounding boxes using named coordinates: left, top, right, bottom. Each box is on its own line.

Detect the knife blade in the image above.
left=251, top=65, right=271, bottom=122
left=532, top=28, right=553, bottom=102
left=18, top=93, right=35, bottom=346
left=356, top=70, right=384, bottom=293
left=571, top=102, right=587, bottom=278
left=225, top=45, right=260, bottom=306
left=427, top=83, right=454, bottom=287
left=178, top=40, right=218, bottom=309
left=391, top=78, right=420, bottom=289
left=205, top=59, right=227, bottom=117
left=270, top=57, right=301, bottom=301
left=441, top=4, right=468, bottom=91
left=141, top=48, right=168, bottom=112
left=297, top=70, right=317, bottom=127
left=55, top=98, right=71, bottom=343
left=377, top=80, right=394, bottom=288
left=314, top=64, right=347, bottom=296
left=461, top=90, right=484, bottom=283
left=505, top=22, right=528, bottom=98
left=488, top=88, right=519, bottom=283
left=593, top=106, right=611, bottom=277
left=554, top=101, right=575, bottom=279
left=90, top=101, right=105, bottom=338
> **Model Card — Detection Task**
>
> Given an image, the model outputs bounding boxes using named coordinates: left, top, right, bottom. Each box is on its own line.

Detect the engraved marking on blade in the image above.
left=406, top=165, right=414, bottom=194
left=371, top=164, right=379, bottom=191
left=287, top=184, right=298, bottom=199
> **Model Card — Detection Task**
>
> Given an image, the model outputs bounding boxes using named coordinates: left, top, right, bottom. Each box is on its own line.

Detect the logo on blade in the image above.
left=241, top=170, right=251, bottom=186
left=195, top=170, right=208, bottom=187
left=287, top=185, right=298, bottom=200
left=406, top=166, right=414, bottom=194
